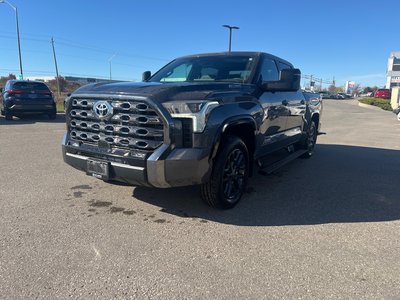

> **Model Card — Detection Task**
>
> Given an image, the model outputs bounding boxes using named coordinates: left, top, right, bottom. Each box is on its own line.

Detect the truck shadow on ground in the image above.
left=132, top=144, right=400, bottom=226
left=0, top=113, right=65, bottom=125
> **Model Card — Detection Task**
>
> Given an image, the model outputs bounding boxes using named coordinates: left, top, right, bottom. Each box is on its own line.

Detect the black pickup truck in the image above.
left=62, top=52, right=322, bottom=209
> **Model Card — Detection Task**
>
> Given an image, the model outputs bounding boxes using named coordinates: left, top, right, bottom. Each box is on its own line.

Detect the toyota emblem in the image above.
left=93, top=101, right=113, bottom=119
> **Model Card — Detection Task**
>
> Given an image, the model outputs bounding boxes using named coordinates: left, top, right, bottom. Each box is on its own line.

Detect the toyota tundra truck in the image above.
left=62, top=52, right=322, bottom=209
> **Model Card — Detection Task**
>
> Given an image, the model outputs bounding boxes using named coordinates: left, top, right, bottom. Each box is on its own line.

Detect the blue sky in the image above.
left=0, top=0, right=398, bottom=87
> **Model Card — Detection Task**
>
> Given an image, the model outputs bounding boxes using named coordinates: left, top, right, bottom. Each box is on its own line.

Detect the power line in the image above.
left=0, top=68, right=135, bottom=81
left=0, top=33, right=48, bottom=43
left=0, top=47, right=52, bottom=55
left=0, top=30, right=53, bottom=39
left=0, top=33, right=170, bottom=62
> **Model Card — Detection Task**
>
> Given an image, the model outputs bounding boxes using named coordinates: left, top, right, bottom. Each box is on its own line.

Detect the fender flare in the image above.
left=209, top=115, right=257, bottom=161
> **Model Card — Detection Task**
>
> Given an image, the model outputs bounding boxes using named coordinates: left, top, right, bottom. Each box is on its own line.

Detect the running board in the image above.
left=258, top=149, right=308, bottom=176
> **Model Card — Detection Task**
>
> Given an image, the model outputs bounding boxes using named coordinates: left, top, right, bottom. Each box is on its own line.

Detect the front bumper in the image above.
left=62, top=133, right=212, bottom=188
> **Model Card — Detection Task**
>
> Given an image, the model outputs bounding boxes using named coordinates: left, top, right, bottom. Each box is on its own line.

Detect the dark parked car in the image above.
left=374, top=89, right=391, bottom=99
left=319, top=91, right=330, bottom=99
left=338, top=92, right=352, bottom=99
left=0, top=80, right=57, bottom=120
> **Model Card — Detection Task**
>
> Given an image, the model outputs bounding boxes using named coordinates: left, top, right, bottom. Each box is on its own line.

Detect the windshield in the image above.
left=12, top=82, right=49, bottom=91
left=149, top=55, right=256, bottom=83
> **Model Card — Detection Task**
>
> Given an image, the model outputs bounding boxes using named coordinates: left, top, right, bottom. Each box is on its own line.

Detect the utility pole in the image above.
left=15, top=6, right=23, bottom=79
left=108, top=53, right=116, bottom=80
left=51, top=37, right=60, bottom=96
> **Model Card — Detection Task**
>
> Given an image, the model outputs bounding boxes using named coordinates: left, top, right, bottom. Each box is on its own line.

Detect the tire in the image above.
left=5, top=109, right=12, bottom=121
left=299, top=121, right=317, bottom=158
left=397, top=112, right=400, bottom=121
left=201, top=135, right=249, bottom=209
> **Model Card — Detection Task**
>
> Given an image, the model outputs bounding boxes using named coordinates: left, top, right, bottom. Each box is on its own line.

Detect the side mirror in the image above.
left=142, top=71, right=151, bottom=82
left=262, top=68, right=301, bottom=91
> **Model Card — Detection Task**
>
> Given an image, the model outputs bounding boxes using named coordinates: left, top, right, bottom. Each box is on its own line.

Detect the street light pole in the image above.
left=222, top=24, right=239, bottom=52
left=0, top=0, right=23, bottom=79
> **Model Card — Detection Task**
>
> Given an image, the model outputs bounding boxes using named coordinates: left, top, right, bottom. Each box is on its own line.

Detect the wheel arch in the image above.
left=210, top=116, right=257, bottom=176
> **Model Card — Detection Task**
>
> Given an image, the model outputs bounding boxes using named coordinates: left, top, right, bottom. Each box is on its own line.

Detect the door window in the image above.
left=260, top=58, right=279, bottom=82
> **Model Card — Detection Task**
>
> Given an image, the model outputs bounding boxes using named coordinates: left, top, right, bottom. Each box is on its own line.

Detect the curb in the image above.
left=357, top=101, right=388, bottom=111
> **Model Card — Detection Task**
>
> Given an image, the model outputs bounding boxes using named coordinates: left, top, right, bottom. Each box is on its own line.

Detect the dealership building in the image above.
left=386, top=51, right=400, bottom=88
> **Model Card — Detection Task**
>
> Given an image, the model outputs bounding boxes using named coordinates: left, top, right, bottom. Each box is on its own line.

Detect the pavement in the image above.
left=0, top=99, right=399, bottom=299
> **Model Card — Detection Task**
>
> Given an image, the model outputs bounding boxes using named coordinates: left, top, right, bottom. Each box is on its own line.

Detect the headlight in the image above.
left=162, top=100, right=220, bottom=132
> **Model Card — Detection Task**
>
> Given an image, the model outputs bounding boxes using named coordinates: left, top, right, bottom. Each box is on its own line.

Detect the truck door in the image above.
left=277, top=62, right=304, bottom=144
left=256, top=57, right=289, bottom=157
left=285, top=90, right=306, bottom=133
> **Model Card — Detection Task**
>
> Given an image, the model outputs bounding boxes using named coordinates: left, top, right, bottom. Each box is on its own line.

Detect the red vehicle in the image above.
left=374, top=89, right=391, bottom=99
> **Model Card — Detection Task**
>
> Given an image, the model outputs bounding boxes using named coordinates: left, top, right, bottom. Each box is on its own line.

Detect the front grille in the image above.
left=69, top=98, right=164, bottom=152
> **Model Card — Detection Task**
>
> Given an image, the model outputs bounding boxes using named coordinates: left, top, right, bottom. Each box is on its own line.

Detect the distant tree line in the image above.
left=0, top=74, right=16, bottom=87
left=321, top=84, right=379, bottom=96
left=46, top=76, right=81, bottom=94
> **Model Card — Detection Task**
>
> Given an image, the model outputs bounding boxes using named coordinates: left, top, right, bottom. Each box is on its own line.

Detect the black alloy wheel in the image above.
left=222, top=148, right=247, bottom=203
left=201, top=135, right=249, bottom=209
left=300, top=121, right=317, bottom=158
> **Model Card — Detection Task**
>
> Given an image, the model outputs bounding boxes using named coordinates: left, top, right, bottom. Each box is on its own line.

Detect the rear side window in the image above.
left=11, top=82, right=49, bottom=91
left=277, top=61, right=292, bottom=71
left=259, top=58, right=279, bottom=81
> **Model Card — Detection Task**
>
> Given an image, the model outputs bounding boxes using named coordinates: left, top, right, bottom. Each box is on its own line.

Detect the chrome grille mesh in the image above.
left=69, top=98, right=164, bottom=151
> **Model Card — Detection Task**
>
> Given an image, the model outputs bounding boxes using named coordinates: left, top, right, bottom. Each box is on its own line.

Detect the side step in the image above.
left=258, top=149, right=308, bottom=176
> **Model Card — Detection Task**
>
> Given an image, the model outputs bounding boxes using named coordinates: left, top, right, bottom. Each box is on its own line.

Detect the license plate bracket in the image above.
left=87, top=159, right=110, bottom=180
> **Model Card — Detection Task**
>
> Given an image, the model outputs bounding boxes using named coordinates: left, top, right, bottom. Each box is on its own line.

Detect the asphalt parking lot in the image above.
left=0, top=99, right=399, bottom=299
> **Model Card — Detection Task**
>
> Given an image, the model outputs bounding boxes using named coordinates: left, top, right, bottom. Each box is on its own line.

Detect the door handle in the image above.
left=282, top=100, right=288, bottom=106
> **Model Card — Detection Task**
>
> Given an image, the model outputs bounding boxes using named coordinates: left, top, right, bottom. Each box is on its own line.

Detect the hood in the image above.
left=72, top=81, right=256, bottom=103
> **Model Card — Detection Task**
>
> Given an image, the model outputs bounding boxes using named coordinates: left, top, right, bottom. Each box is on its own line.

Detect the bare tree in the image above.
left=0, top=74, right=17, bottom=88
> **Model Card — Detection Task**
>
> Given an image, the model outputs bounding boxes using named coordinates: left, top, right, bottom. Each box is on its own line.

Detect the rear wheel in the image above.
left=4, top=109, right=12, bottom=121
left=201, top=135, right=249, bottom=209
left=48, top=112, right=57, bottom=120
left=299, top=121, right=317, bottom=158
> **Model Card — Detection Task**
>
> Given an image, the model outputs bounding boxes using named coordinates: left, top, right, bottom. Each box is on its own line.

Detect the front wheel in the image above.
left=201, top=135, right=249, bottom=209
